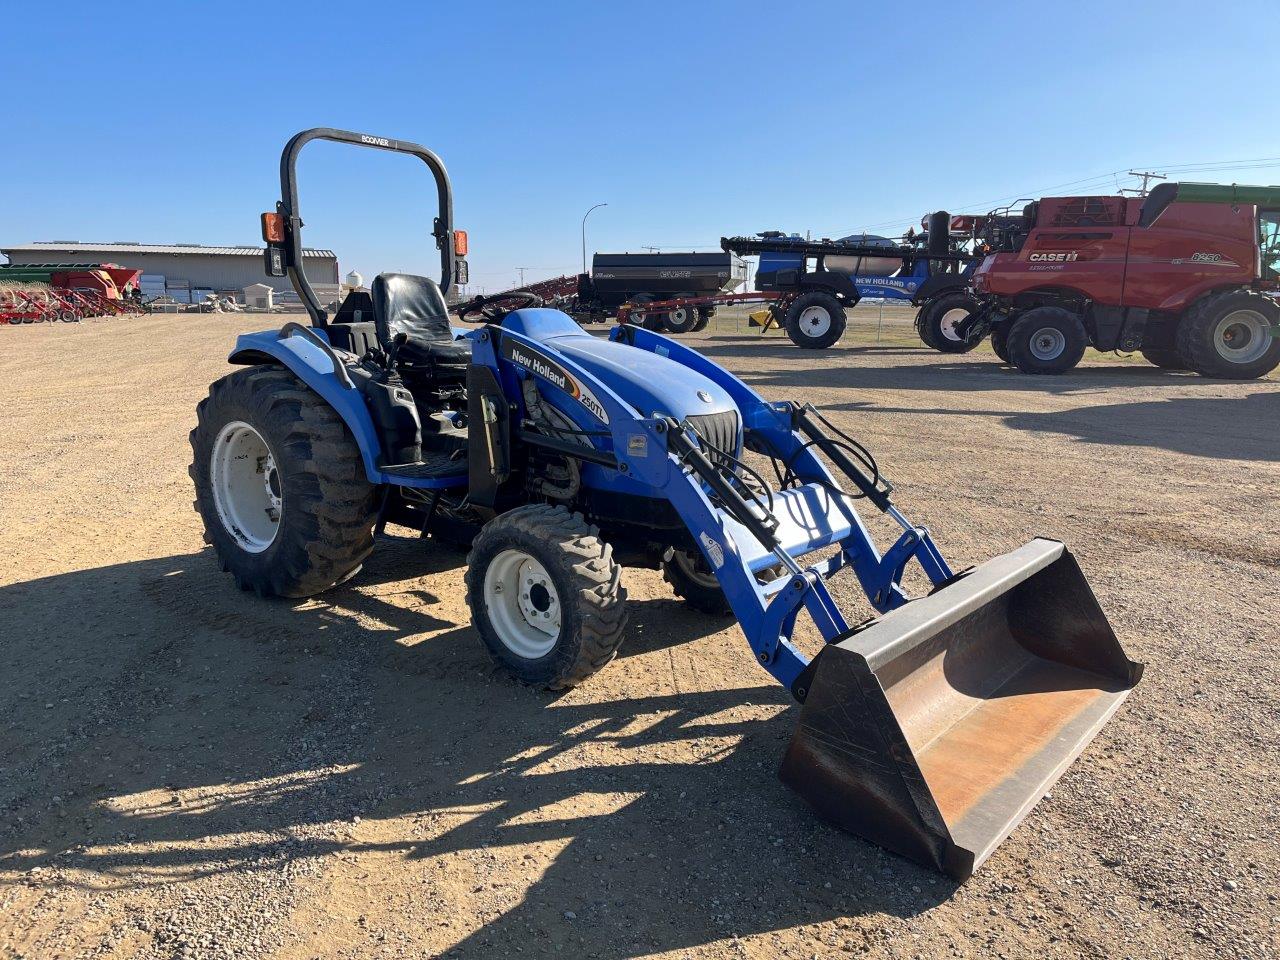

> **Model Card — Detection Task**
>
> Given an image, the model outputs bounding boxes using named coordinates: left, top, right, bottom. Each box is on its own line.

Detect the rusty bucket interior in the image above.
left=780, top=538, right=1143, bottom=880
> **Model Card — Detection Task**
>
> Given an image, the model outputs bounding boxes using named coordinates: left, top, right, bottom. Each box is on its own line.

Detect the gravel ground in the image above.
left=1, top=308, right=1277, bottom=960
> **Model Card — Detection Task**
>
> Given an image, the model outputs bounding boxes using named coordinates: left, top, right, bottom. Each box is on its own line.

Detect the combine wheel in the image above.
left=1176, top=289, right=1280, bottom=380
left=1139, top=347, right=1186, bottom=370
left=784, top=291, right=847, bottom=349
left=190, top=367, right=378, bottom=598
left=990, top=320, right=1013, bottom=363
left=663, top=549, right=731, bottom=616
left=1005, top=306, right=1087, bottom=375
left=917, top=292, right=983, bottom=354
left=466, top=504, right=628, bottom=689
left=664, top=305, right=700, bottom=334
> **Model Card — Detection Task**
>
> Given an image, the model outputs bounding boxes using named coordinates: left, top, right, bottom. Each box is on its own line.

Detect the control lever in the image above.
left=385, top=331, right=409, bottom=371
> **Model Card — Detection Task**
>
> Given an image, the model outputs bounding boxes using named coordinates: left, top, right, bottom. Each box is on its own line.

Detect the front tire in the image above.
left=916, top=292, right=983, bottom=353
left=1176, top=289, right=1280, bottom=380
left=190, top=367, right=378, bottom=598
left=1006, top=306, right=1087, bottom=375
left=784, top=291, right=847, bottom=349
left=465, top=505, right=628, bottom=689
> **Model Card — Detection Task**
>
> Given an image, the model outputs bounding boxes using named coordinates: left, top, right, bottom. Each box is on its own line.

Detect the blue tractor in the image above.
left=190, top=129, right=1142, bottom=880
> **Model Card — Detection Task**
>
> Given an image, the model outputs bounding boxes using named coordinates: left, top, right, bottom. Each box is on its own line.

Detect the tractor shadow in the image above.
left=0, top=545, right=950, bottom=957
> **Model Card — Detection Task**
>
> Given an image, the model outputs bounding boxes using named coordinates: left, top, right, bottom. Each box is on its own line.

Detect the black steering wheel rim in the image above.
left=458, top=291, right=544, bottom=322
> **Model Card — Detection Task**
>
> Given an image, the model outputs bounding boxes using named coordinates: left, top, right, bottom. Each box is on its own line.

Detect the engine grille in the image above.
left=686, top=410, right=741, bottom=472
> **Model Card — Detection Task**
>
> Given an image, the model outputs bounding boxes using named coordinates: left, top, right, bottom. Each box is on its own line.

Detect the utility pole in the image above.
left=1123, top=170, right=1167, bottom=197
left=515, top=267, right=531, bottom=287
left=581, top=202, right=608, bottom=275
left=642, top=246, right=661, bottom=252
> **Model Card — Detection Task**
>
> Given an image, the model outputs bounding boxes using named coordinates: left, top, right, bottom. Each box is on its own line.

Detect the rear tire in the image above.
left=1006, top=307, right=1087, bottom=375
left=663, top=304, right=700, bottom=334
left=916, top=292, right=983, bottom=353
left=990, top=322, right=1012, bottom=363
left=692, top=306, right=713, bottom=332
left=785, top=291, right=846, bottom=349
left=465, top=504, right=628, bottom=689
left=190, top=366, right=378, bottom=598
left=1140, top=346, right=1186, bottom=369
left=662, top=549, right=731, bottom=616
left=1175, top=289, right=1280, bottom=380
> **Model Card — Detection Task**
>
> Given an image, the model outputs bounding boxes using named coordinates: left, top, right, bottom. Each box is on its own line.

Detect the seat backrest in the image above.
left=371, top=273, right=451, bottom=347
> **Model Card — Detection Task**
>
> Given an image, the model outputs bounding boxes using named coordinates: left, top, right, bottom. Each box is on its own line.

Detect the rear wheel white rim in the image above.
left=1214, top=309, right=1271, bottom=363
left=210, top=421, right=281, bottom=553
left=1029, top=327, right=1066, bottom=361
left=798, top=306, right=832, bottom=337
left=484, top=549, right=562, bottom=659
left=674, top=550, right=719, bottom=589
left=939, top=307, right=970, bottom=342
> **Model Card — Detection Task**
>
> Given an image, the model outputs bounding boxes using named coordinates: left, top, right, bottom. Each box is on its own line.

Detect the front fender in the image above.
left=228, top=327, right=386, bottom=482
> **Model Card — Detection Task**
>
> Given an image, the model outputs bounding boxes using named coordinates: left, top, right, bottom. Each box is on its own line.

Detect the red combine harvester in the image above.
left=957, top=184, right=1280, bottom=378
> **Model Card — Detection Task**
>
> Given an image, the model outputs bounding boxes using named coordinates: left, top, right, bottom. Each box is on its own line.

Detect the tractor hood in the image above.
left=499, top=309, right=736, bottom=421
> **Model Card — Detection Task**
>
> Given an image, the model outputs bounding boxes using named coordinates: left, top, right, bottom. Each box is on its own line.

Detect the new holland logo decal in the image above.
left=501, top=339, right=610, bottom=425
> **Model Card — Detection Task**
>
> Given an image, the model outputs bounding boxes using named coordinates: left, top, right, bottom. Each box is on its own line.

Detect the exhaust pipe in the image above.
left=780, top=538, right=1142, bottom=880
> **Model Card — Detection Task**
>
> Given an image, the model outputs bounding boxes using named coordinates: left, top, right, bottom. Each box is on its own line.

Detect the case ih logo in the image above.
left=1029, top=252, right=1079, bottom=263
left=360, top=135, right=391, bottom=147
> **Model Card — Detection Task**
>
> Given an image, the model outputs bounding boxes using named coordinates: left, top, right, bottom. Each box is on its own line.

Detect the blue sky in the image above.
left=3, top=0, right=1277, bottom=293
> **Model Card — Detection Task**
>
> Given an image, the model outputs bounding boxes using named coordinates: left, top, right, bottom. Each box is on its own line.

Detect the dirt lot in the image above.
left=1, top=308, right=1277, bottom=960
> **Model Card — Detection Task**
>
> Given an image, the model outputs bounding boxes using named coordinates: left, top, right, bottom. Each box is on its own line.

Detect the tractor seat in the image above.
left=371, top=273, right=470, bottom=370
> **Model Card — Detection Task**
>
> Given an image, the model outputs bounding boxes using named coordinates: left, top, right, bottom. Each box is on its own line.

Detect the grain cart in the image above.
left=190, top=128, right=1142, bottom=880
left=963, top=185, right=1280, bottom=376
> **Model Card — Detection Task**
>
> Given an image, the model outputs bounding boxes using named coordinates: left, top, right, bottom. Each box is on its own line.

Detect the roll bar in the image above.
left=269, top=127, right=459, bottom=326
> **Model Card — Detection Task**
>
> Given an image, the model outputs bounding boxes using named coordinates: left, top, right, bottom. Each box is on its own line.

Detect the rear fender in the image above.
left=228, top=326, right=385, bottom=481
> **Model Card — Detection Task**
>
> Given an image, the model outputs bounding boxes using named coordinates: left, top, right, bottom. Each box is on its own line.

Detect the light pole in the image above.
left=582, top=202, right=607, bottom=275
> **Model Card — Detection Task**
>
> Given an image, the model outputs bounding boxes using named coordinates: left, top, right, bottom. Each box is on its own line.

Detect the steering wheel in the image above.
left=456, top=291, right=544, bottom=323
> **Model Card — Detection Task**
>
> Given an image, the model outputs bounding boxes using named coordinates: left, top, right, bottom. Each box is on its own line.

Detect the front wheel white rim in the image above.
left=484, top=549, right=562, bottom=659
left=210, top=420, right=281, bottom=553
left=938, top=307, right=971, bottom=342
left=1214, top=309, right=1271, bottom=363
left=797, top=306, right=832, bottom=337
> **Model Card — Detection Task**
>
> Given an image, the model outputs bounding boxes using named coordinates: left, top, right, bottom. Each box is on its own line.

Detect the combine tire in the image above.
left=1006, top=307, right=1087, bottom=375
left=663, top=549, right=731, bottom=616
left=1140, top=346, right=1187, bottom=369
left=990, top=323, right=1012, bottom=363
left=664, top=305, right=700, bottom=334
left=916, top=293, right=983, bottom=353
left=1175, top=289, right=1280, bottom=380
left=190, top=367, right=378, bottom=598
left=466, top=504, right=628, bottom=689
left=785, top=291, right=846, bottom=349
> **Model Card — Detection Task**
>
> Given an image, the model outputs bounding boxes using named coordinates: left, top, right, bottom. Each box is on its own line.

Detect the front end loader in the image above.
left=190, top=128, right=1142, bottom=881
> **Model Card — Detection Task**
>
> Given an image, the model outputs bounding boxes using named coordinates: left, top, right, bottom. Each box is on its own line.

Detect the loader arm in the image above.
left=607, top=324, right=1142, bottom=880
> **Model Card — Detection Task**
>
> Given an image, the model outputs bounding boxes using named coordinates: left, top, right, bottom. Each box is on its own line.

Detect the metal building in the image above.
left=0, top=241, right=338, bottom=300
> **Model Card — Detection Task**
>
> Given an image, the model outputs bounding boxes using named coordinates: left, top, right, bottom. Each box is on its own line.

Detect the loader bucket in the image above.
left=780, top=538, right=1142, bottom=880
